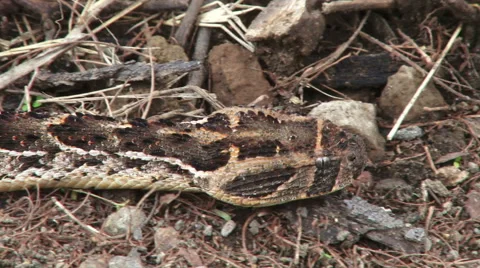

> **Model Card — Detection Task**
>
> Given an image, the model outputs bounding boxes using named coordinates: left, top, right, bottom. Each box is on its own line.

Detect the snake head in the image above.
left=329, top=129, right=368, bottom=192
left=305, top=121, right=368, bottom=198
left=207, top=116, right=369, bottom=207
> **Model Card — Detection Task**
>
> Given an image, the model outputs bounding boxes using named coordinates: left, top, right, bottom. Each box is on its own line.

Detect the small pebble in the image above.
left=102, top=206, right=146, bottom=240
left=248, top=220, right=261, bottom=235
left=451, top=231, right=464, bottom=242
left=468, top=162, right=479, bottom=173
left=203, top=225, right=213, bottom=236
left=435, top=166, right=469, bottom=187
left=394, top=126, right=424, bottom=140
left=221, top=220, right=237, bottom=237
left=447, top=249, right=460, bottom=261
left=336, top=230, right=351, bottom=241
left=174, top=220, right=185, bottom=231
left=109, top=256, right=143, bottom=268
left=404, top=227, right=426, bottom=243
left=423, top=179, right=450, bottom=197
left=297, top=207, right=308, bottom=218
left=154, top=227, right=180, bottom=253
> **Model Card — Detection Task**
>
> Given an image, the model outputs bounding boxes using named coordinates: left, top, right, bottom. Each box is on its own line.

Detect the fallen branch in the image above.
left=0, top=0, right=147, bottom=90
left=35, top=61, right=201, bottom=88
left=387, top=23, right=463, bottom=140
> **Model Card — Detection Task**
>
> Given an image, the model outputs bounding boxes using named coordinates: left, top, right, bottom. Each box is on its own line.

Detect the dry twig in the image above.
left=387, top=23, right=463, bottom=140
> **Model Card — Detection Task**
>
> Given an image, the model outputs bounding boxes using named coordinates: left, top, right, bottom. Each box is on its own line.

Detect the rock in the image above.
left=309, top=100, right=385, bottom=161
left=108, top=256, right=143, bottom=268
left=178, top=248, right=203, bottom=267
left=404, top=228, right=426, bottom=243
left=466, top=190, right=480, bottom=220
left=468, top=162, right=479, bottom=173
left=374, top=178, right=412, bottom=191
left=174, top=220, right=185, bottom=231
left=379, top=65, right=447, bottom=121
left=436, top=166, right=469, bottom=186
left=344, top=196, right=404, bottom=229
left=246, top=0, right=325, bottom=74
left=422, top=179, right=450, bottom=197
left=394, top=126, right=424, bottom=140
left=203, top=225, right=213, bottom=236
left=208, top=43, right=272, bottom=106
left=102, top=207, right=146, bottom=239
left=154, top=227, right=181, bottom=253
left=466, top=118, right=480, bottom=138
left=297, top=207, right=308, bottom=218
left=141, top=36, right=188, bottom=63
left=221, top=220, right=237, bottom=237
left=79, top=256, right=109, bottom=268
left=336, top=230, right=352, bottom=242
left=446, top=249, right=460, bottom=261
left=248, top=220, right=261, bottom=235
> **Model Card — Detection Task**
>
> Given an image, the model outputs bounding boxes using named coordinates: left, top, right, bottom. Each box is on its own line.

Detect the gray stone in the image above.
left=423, top=179, right=450, bottom=197
left=374, top=178, right=411, bottom=191
left=344, top=196, right=404, bottom=229
left=394, top=126, right=424, bottom=140
left=79, top=256, right=109, bottom=268
left=297, top=207, right=308, bottom=218
left=468, top=162, right=479, bottom=173
left=102, top=206, right=146, bottom=239
left=246, top=0, right=325, bottom=74
left=309, top=100, right=385, bottom=161
left=379, top=65, right=447, bottom=121
left=336, top=230, right=351, bottom=241
left=108, top=256, right=142, bottom=268
left=447, top=249, right=460, bottom=261
left=203, top=225, right=213, bottom=236
left=248, top=220, right=261, bottom=235
left=154, top=227, right=180, bottom=253
left=435, top=167, right=469, bottom=187
left=404, top=228, right=426, bottom=243
left=221, top=220, right=237, bottom=237
left=174, top=220, right=185, bottom=231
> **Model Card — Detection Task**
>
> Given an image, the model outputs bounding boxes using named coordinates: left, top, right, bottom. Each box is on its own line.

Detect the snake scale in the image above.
left=0, top=107, right=367, bottom=206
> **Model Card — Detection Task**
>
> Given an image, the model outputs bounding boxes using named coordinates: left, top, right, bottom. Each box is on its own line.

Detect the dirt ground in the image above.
left=1, top=0, right=480, bottom=267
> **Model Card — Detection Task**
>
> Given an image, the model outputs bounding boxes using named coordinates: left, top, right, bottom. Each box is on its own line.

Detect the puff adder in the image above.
left=0, top=108, right=367, bottom=206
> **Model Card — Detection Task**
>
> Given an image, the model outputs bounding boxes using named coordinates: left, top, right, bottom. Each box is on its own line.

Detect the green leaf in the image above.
left=453, top=156, right=462, bottom=168
left=21, top=96, right=44, bottom=111
left=32, top=96, right=44, bottom=108
left=213, top=209, right=231, bottom=221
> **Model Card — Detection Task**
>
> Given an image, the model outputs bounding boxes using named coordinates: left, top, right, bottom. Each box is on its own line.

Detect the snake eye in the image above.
left=348, top=154, right=357, bottom=162
left=315, top=157, right=330, bottom=168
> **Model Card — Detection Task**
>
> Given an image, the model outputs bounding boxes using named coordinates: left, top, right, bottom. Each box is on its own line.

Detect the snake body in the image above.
left=0, top=108, right=367, bottom=206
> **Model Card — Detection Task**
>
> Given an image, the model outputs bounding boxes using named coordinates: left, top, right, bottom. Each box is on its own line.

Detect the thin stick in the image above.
left=142, top=48, right=155, bottom=119
left=294, top=210, right=303, bottom=265
left=397, top=28, right=433, bottom=68
left=301, top=11, right=370, bottom=82
left=174, top=0, right=204, bottom=48
left=387, top=23, right=463, bottom=140
left=22, top=68, right=39, bottom=112
left=0, top=0, right=146, bottom=90
left=52, top=197, right=106, bottom=237
left=359, top=30, right=479, bottom=104
left=423, top=145, right=438, bottom=174
left=322, top=0, right=395, bottom=14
